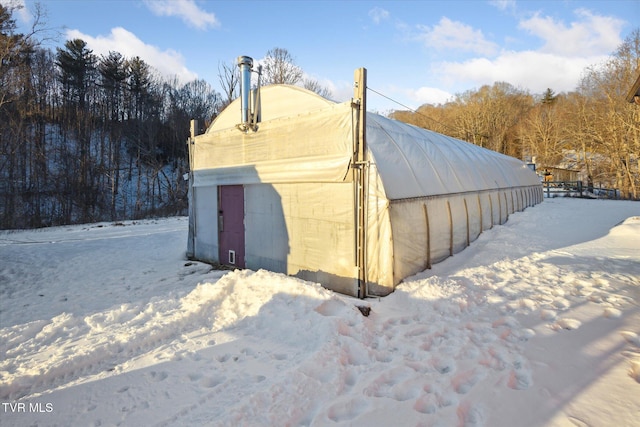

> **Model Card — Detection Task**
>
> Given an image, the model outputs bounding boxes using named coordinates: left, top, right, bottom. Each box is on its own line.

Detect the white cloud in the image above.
left=66, top=27, right=198, bottom=84
left=369, top=7, right=390, bottom=25
left=436, top=50, right=609, bottom=94
left=412, top=86, right=454, bottom=106
left=417, top=17, right=498, bottom=56
left=143, top=0, right=219, bottom=30
left=419, top=9, right=626, bottom=96
left=518, top=9, right=624, bottom=56
left=0, top=0, right=32, bottom=23
left=489, top=0, right=516, bottom=12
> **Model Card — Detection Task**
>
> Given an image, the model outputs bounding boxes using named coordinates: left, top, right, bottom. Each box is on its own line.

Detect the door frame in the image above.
left=218, top=185, right=246, bottom=268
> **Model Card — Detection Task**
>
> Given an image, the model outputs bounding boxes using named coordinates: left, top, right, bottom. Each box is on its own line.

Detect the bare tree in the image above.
left=520, top=91, right=564, bottom=167
left=262, top=47, right=302, bottom=85
left=573, top=30, right=640, bottom=199
left=303, top=77, right=332, bottom=98
left=218, top=59, right=238, bottom=109
left=179, top=79, right=220, bottom=125
left=0, top=2, right=48, bottom=109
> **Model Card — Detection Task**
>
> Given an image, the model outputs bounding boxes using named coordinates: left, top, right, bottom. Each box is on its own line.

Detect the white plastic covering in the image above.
left=192, top=99, right=353, bottom=187
left=189, top=85, right=542, bottom=297
left=206, top=85, right=334, bottom=133
left=366, top=113, right=540, bottom=199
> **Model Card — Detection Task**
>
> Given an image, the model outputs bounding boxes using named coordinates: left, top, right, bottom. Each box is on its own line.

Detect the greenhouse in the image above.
left=187, top=64, right=542, bottom=297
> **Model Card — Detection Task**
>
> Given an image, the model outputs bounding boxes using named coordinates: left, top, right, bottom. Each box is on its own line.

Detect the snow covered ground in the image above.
left=1, top=198, right=639, bottom=427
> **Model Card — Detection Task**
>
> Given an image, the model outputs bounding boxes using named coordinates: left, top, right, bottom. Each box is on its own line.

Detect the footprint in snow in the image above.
left=620, top=331, right=640, bottom=347
left=187, top=373, right=202, bottom=382
left=553, top=318, right=582, bottom=331
left=508, top=369, right=532, bottom=390
left=552, top=298, right=571, bottom=310
left=241, top=347, right=256, bottom=357
left=457, top=401, right=486, bottom=426
left=326, top=397, right=370, bottom=422
left=200, top=375, right=226, bottom=388
left=629, top=361, right=640, bottom=383
left=431, top=356, right=456, bottom=374
left=540, top=309, right=557, bottom=321
left=148, top=371, right=168, bottom=382
left=603, top=307, right=622, bottom=319
left=452, top=369, right=484, bottom=394
left=342, top=370, right=357, bottom=390
left=413, top=394, right=438, bottom=414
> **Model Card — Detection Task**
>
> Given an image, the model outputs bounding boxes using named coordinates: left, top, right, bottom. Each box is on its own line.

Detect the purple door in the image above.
left=218, top=185, right=245, bottom=268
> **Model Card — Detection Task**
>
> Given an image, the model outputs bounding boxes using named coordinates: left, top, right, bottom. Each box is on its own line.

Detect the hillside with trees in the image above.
left=0, top=4, right=220, bottom=229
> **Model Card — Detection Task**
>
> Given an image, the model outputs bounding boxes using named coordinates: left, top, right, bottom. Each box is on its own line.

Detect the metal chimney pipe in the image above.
left=237, top=56, right=253, bottom=126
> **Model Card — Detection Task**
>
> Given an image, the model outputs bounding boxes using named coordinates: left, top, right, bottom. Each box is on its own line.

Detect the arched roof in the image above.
left=366, top=114, right=540, bottom=200
left=207, top=85, right=334, bottom=133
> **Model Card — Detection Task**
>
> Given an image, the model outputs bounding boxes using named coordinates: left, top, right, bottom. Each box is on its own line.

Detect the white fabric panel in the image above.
left=507, top=191, right=515, bottom=214
left=244, top=184, right=289, bottom=274
left=500, top=191, right=509, bottom=223
left=244, top=182, right=358, bottom=296
left=467, top=195, right=483, bottom=241
left=193, top=155, right=351, bottom=187
left=388, top=201, right=429, bottom=286
left=487, top=192, right=499, bottom=226
left=386, top=196, right=468, bottom=290
left=449, top=196, right=469, bottom=255
left=192, top=186, right=218, bottom=263
left=364, top=165, right=394, bottom=295
left=194, top=102, right=353, bottom=172
left=479, top=193, right=493, bottom=231
left=495, top=192, right=505, bottom=225
left=281, top=182, right=357, bottom=295
left=425, top=199, right=453, bottom=265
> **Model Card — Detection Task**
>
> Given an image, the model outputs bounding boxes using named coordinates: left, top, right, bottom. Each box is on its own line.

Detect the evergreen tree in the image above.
left=55, top=39, right=98, bottom=222
left=541, top=88, right=557, bottom=105
left=56, top=39, right=97, bottom=109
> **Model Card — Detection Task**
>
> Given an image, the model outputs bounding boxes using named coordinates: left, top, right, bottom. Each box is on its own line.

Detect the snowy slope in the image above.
left=1, top=198, right=639, bottom=427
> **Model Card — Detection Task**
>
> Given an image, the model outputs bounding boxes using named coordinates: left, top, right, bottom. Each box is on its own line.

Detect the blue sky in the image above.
left=6, top=0, right=639, bottom=112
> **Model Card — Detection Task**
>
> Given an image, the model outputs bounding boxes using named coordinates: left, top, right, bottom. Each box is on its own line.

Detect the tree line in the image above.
left=1, top=4, right=220, bottom=229
left=391, top=30, right=640, bottom=200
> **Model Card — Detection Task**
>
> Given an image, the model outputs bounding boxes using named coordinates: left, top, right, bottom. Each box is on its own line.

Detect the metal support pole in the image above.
left=352, top=67, right=367, bottom=298
left=446, top=200, right=453, bottom=256
left=423, top=203, right=431, bottom=269
left=187, top=119, right=199, bottom=259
